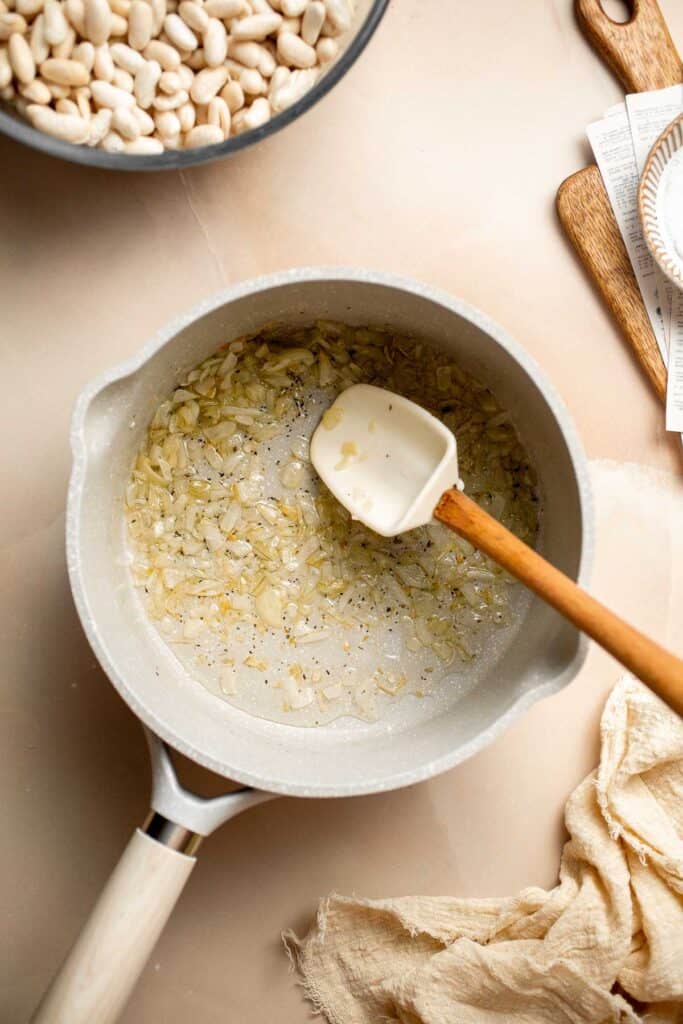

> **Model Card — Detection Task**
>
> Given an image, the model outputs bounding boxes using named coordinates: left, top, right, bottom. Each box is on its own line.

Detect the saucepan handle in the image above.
left=31, top=828, right=196, bottom=1024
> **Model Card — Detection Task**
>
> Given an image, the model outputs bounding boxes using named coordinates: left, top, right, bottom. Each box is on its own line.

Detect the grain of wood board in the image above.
left=557, top=0, right=683, bottom=403
left=557, top=166, right=666, bottom=402
left=576, top=0, right=681, bottom=92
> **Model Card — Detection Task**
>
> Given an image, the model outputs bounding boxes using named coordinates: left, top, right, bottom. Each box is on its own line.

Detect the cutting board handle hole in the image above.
left=599, top=0, right=633, bottom=25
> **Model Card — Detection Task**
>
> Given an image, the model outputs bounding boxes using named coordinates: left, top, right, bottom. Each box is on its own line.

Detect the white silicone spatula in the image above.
left=310, top=384, right=683, bottom=716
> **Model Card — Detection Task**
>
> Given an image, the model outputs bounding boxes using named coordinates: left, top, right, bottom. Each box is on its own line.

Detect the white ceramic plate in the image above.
left=639, top=112, right=683, bottom=288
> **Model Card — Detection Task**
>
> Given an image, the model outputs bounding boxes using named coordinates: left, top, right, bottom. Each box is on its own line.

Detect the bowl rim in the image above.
left=0, top=0, right=389, bottom=171
left=638, top=110, right=683, bottom=288
left=67, top=267, right=594, bottom=796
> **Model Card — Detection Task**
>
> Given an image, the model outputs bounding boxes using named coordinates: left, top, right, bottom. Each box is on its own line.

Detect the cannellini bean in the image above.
left=270, top=63, right=314, bottom=109
left=101, top=128, right=124, bottom=149
left=315, top=34, right=335, bottom=62
left=147, top=0, right=165, bottom=33
left=178, top=0, right=207, bottom=33
left=154, top=106, right=178, bottom=135
left=86, top=103, right=111, bottom=142
left=207, top=92, right=228, bottom=132
left=276, top=30, right=313, bottom=67
left=163, top=12, right=196, bottom=49
left=267, top=60, right=286, bottom=88
left=2, top=0, right=348, bottom=154
left=321, top=0, right=349, bottom=33
left=256, top=42, right=274, bottom=75
left=184, top=45, right=204, bottom=68
left=0, top=11, right=27, bottom=37
left=110, top=40, right=144, bottom=71
left=93, top=41, right=114, bottom=78
left=64, top=0, right=84, bottom=32
left=174, top=98, right=192, bottom=129
left=82, top=0, right=110, bottom=43
left=19, top=75, right=50, bottom=100
left=219, top=76, right=242, bottom=110
left=72, top=39, right=95, bottom=68
left=74, top=87, right=90, bottom=116
left=189, top=62, right=225, bottom=101
left=230, top=11, right=280, bottom=40
left=151, top=84, right=185, bottom=107
left=27, top=101, right=89, bottom=139
left=46, top=79, right=68, bottom=95
left=109, top=12, right=127, bottom=33
left=280, top=0, right=305, bottom=14
left=16, top=0, right=43, bottom=17
left=176, top=59, right=191, bottom=87
left=128, top=0, right=152, bottom=49
left=202, top=16, right=225, bottom=65
left=133, top=54, right=160, bottom=103
left=29, top=14, right=49, bottom=61
left=91, top=77, right=136, bottom=106
left=40, top=55, right=89, bottom=83
left=111, top=66, right=133, bottom=89
left=131, top=101, right=153, bottom=130
left=124, top=133, right=162, bottom=151
left=277, top=15, right=299, bottom=35
left=301, top=0, right=323, bottom=45
left=184, top=121, right=221, bottom=146
left=55, top=94, right=78, bottom=112
left=203, top=0, right=242, bottom=15
left=52, top=23, right=76, bottom=55
left=239, top=65, right=264, bottom=93
left=226, top=37, right=262, bottom=67
left=143, top=37, right=179, bottom=67
left=232, top=92, right=268, bottom=131
left=0, top=48, right=10, bottom=88
left=8, top=31, right=35, bottom=82
left=112, top=103, right=140, bottom=137
left=158, top=67, right=179, bottom=90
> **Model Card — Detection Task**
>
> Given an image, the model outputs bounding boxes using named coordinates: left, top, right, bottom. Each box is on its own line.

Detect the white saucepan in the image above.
left=33, top=269, right=592, bottom=1023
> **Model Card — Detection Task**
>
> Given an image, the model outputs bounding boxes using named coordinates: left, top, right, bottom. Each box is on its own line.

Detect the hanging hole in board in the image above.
left=600, top=0, right=633, bottom=24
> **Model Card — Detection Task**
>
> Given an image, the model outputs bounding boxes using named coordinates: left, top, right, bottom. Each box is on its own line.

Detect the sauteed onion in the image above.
left=126, top=322, right=539, bottom=723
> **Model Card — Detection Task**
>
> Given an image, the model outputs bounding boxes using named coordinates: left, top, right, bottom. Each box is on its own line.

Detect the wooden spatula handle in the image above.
left=434, top=488, right=683, bottom=716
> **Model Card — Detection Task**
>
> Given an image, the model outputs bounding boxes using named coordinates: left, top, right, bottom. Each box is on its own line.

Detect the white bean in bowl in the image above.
left=0, top=0, right=357, bottom=152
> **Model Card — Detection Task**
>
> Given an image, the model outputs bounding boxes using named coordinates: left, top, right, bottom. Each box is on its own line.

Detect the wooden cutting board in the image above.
left=556, top=0, right=683, bottom=403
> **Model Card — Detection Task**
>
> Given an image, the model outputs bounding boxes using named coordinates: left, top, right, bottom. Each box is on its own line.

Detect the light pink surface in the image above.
left=2, top=2, right=683, bottom=1021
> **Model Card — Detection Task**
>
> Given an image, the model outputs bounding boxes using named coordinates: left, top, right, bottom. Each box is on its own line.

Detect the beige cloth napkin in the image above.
left=285, top=678, right=683, bottom=1023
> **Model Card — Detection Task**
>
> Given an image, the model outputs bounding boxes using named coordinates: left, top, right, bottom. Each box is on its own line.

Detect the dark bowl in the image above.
left=0, top=0, right=389, bottom=171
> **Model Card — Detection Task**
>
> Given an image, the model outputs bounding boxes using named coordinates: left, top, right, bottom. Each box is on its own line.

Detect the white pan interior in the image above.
left=67, top=270, right=592, bottom=796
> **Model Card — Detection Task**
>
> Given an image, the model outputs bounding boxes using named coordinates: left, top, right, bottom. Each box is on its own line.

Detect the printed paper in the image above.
left=587, top=106, right=668, bottom=364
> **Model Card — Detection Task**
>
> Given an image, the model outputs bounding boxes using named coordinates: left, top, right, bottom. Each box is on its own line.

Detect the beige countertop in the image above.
left=3, top=1, right=683, bottom=1020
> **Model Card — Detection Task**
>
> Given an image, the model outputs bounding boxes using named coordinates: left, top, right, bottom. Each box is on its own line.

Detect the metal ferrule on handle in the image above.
left=143, top=810, right=203, bottom=856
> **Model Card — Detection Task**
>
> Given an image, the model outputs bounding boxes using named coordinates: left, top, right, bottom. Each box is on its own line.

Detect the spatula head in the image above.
left=310, top=384, right=461, bottom=537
